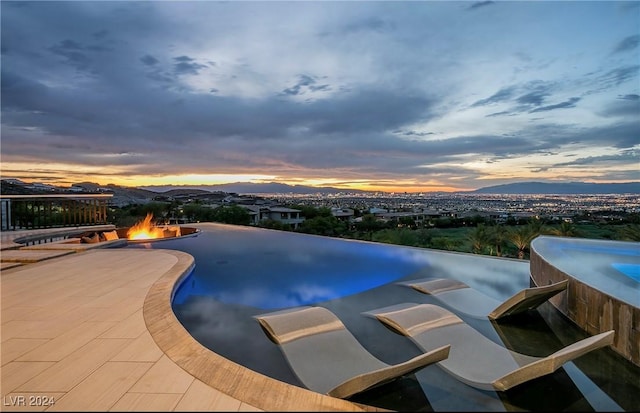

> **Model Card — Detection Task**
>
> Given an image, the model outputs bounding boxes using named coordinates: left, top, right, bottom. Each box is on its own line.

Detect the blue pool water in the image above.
left=612, top=263, right=640, bottom=282
left=170, top=228, right=433, bottom=309
left=554, top=241, right=640, bottom=307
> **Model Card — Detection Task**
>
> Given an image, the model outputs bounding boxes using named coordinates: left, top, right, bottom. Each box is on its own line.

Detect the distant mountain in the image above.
left=473, top=181, right=640, bottom=194
left=140, top=182, right=372, bottom=195
left=72, top=183, right=160, bottom=207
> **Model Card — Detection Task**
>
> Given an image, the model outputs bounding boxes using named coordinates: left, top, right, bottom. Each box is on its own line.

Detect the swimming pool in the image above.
left=129, top=223, right=639, bottom=411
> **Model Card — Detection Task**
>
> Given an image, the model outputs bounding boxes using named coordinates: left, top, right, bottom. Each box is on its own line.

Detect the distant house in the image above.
left=26, top=182, right=56, bottom=192
left=378, top=211, right=430, bottom=226
left=68, top=185, right=86, bottom=192
left=242, top=205, right=305, bottom=229
left=331, top=207, right=355, bottom=222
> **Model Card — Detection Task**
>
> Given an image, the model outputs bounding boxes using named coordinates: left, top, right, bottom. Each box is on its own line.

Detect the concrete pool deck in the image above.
left=0, top=228, right=383, bottom=411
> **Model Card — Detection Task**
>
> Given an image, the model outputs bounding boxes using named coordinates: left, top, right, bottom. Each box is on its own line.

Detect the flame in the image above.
left=127, top=213, right=181, bottom=240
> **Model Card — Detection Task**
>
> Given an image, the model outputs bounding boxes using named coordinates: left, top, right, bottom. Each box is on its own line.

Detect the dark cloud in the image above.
left=140, top=54, right=159, bottom=66
left=537, top=150, right=640, bottom=181
left=552, top=150, right=639, bottom=168
left=48, top=39, right=92, bottom=70
left=173, top=56, right=207, bottom=76
left=516, top=90, right=550, bottom=107
left=93, top=29, right=109, bottom=39
left=471, top=86, right=516, bottom=107
left=281, top=75, right=331, bottom=96
left=598, top=65, right=640, bottom=88
left=486, top=111, right=513, bottom=117
left=529, top=97, right=581, bottom=113
left=612, top=34, right=640, bottom=54
left=599, top=95, right=640, bottom=118
left=394, top=130, right=435, bottom=137
left=467, top=1, right=495, bottom=10
left=342, top=17, right=392, bottom=34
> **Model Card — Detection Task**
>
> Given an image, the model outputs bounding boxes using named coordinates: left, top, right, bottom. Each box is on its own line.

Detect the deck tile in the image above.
left=16, top=322, right=117, bottom=362
left=46, top=361, right=152, bottom=411
left=110, top=332, right=164, bottom=362
left=109, top=393, right=183, bottom=412
left=15, top=338, right=131, bottom=392
left=1, top=361, right=56, bottom=394
left=1, top=339, right=50, bottom=365
left=173, top=379, right=242, bottom=412
left=128, top=355, right=194, bottom=394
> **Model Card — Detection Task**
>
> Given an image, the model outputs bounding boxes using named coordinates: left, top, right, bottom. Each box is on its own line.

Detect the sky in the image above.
left=1, top=1, right=639, bottom=193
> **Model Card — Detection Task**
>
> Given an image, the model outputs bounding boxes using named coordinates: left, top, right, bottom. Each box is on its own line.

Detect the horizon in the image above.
left=4, top=177, right=639, bottom=196
left=1, top=1, right=639, bottom=192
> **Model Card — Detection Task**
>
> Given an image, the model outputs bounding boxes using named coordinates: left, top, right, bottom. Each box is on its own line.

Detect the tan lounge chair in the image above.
left=364, top=303, right=614, bottom=391
left=255, top=306, right=450, bottom=399
left=399, top=277, right=569, bottom=320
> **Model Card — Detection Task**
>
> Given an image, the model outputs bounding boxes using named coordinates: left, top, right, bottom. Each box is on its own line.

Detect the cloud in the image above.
left=598, top=94, right=640, bottom=117
left=140, top=54, right=158, bottom=66
left=342, top=17, right=393, bottom=34
left=48, top=39, right=92, bottom=71
left=486, top=111, right=514, bottom=117
left=597, top=65, right=640, bottom=88
left=612, top=34, right=640, bottom=54
left=552, top=150, right=639, bottom=168
left=173, top=55, right=207, bottom=76
left=1, top=1, right=638, bottom=190
left=529, top=97, right=581, bottom=113
left=281, top=74, right=331, bottom=96
left=471, top=86, right=516, bottom=107
left=467, top=1, right=495, bottom=11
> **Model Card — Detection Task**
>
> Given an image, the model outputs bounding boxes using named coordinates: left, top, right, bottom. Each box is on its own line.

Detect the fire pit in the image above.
left=75, top=213, right=200, bottom=244
left=117, top=213, right=200, bottom=243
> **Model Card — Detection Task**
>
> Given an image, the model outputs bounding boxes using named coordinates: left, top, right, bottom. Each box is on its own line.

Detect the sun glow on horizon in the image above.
left=1, top=165, right=469, bottom=193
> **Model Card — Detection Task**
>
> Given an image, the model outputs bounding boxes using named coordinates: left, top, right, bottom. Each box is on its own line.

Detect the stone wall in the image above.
left=530, top=248, right=639, bottom=367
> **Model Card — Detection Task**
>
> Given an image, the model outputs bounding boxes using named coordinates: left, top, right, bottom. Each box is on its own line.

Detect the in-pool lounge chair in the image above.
left=365, top=303, right=614, bottom=392
left=398, top=277, right=569, bottom=320
left=255, top=306, right=450, bottom=399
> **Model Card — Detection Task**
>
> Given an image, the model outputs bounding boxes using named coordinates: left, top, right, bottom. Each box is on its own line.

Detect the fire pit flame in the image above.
left=127, top=213, right=181, bottom=240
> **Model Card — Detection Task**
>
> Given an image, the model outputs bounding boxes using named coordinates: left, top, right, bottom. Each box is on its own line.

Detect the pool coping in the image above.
left=143, top=249, right=383, bottom=412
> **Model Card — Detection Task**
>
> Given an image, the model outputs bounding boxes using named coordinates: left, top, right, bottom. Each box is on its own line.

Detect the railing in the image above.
left=0, top=194, right=113, bottom=231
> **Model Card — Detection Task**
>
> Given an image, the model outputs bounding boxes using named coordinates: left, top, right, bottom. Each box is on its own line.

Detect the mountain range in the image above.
left=3, top=179, right=639, bottom=196
left=471, top=181, right=640, bottom=195
left=139, top=182, right=372, bottom=195
left=140, top=181, right=640, bottom=195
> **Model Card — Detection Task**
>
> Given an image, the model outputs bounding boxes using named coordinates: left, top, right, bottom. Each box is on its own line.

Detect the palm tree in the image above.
left=489, top=224, right=508, bottom=257
left=467, top=224, right=490, bottom=254
left=507, top=218, right=547, bottom=259
left=549, top=221, right=581, bottom=237
left=526, top=217, right=547, bottom=236
left=616, top=224, right=640, bottom=241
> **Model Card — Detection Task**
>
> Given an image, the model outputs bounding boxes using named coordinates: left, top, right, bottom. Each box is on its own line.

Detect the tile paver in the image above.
left=46, top=361, right=153, bottom=412
left=110, top=393, right=183, bottom=412
left=1, top=339, right=50, bottom=366
left=0, top=250, right=74, bottom=263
